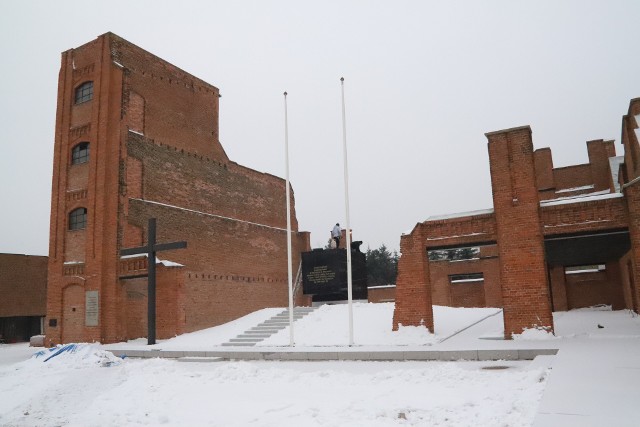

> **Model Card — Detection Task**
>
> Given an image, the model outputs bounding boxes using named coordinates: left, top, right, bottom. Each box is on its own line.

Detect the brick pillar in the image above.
left=392, top=226, right=434, bottom=332
left=623, top=183, right=640, bottom=313
left=549, top=265, right=568, bottom=311
left=533, top=148, right=554, bottom=191
left=156, top=265, right=186, bottom=339
left=605, top=261, right=625, bottom=311
left=620, top=100, right=640, bottom=314
left=486, top=126, right=554, bottom=338
left=587, top=139, right=616, bottom=192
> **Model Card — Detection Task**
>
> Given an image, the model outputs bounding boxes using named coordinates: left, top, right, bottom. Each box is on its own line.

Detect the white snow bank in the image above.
left=257, top=303, right=502, bottom=347
left=261, top=302, right=436, bottom=346
left=512, top=327, right=557, bottom=341
left=28, top=344, right=123, bottom=368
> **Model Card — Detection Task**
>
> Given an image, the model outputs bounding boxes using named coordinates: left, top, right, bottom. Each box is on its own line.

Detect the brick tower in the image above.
left=46, top=33, right=309, bottom=345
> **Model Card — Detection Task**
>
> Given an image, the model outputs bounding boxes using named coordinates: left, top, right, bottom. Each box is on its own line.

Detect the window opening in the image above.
left=75, top=81, right=93, bottom=104
left=449, top=273, right=484, bottom=284
left=428, top=246, right=480, bottom=262
left=69, top=208, right=87, bottom=230
left=565, top=265, right=606, bottom=275
left=71, top=142, right=89, bottom=165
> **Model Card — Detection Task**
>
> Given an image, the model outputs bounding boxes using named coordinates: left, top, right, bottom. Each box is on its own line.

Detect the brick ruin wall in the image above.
left=367, top=286, right=396, bottom=303
left=47, top=33, right=310, bottom=343
left=112, top=34, right=227, bottom=160
left=122, top=138, right=308, bottom=333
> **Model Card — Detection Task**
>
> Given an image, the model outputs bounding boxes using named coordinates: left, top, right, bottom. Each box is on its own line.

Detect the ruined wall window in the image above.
left=68, top=208, right=87, bottom=230
left=449, top=273, right=484, bottom=284
left=75, top=81, right=93, bottom=104
left=71, top=142, right=89, bottom=165
left=428, top=246, right=480, bottom=262
left=565, top=265, right=606, bottom=275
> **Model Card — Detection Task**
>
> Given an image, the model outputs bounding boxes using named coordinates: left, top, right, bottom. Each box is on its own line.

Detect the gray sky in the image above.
left=1, top=1, right=639, bottom=256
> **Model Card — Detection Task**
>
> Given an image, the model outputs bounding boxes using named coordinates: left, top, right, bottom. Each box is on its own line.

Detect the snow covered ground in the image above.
left=1, top=304, right=639, bottom=426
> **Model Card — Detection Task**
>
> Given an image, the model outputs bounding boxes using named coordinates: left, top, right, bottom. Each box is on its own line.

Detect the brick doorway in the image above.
left=62, top=284, right=85, bottom=343
left=545, top=230, right=630, bottom=311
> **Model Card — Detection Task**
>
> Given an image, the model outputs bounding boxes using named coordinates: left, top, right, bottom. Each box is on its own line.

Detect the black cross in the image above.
left=120, top=218, right=187, bottom=345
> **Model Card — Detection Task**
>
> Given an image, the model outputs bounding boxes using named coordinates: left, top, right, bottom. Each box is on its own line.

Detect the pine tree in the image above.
left=366, top=244, right=399, bottom=287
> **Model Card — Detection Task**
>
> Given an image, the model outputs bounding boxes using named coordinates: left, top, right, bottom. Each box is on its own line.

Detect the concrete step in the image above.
left=221, top=342, right=255, bottom=347
left=251, top=324, right=288, bottom=332
left=222, top=306, right=318, bottom=346
left=236, top=335, right=268, bottom=340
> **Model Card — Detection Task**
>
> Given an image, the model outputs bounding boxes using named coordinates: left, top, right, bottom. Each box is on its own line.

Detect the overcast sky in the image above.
left=1, top=1, right=639, bottom=256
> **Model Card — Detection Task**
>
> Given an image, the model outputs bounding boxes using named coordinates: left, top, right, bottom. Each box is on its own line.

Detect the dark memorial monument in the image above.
left=302, top=241, right=368, bottom=302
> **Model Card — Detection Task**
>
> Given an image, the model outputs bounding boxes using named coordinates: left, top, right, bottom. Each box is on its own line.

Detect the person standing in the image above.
left=332, top=223, right=341, bottom=249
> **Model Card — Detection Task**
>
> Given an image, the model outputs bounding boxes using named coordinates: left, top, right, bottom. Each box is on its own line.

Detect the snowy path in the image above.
left=2, top=304, right=640, bottom=426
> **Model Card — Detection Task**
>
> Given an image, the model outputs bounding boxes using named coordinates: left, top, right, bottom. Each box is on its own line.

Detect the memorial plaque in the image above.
left=85, top=291, right=99, bottom=327
left=301, top=243, right=368, bottom=302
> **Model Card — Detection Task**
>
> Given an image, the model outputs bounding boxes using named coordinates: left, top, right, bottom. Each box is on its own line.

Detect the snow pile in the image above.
left=30, top=344, right=123, bottom=368
left=553, top=305, right=640, bottom=338
left=261, top=302, right=436, bottom=346
left=512, top=327, right=557, bottom=341
left=60, top=359, right=548, bottom=427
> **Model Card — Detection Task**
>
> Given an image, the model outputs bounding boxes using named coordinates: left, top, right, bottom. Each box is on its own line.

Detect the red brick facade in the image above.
left=0, top=254, right=47, bottom=342
left=394, top=98, right=640, bottom=338
left=46, top=33, right=310, bottom=345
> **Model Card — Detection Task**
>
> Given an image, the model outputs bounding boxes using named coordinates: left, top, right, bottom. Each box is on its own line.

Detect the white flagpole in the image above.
left=284, top=91, right=294, bottom=347
left=340, top=77, right=354, bottom=346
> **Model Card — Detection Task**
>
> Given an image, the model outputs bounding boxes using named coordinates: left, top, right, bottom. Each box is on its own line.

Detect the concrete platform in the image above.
left=107, top=347, right=558, bottom=361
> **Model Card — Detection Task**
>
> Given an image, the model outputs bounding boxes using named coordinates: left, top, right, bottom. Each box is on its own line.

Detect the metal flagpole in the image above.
left=284, top=91, right=295, bottom=347
left=340, top=77, right=354, bottom=346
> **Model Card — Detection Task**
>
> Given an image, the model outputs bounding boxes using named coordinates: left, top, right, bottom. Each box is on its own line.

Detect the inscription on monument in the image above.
left=85, top=291, right=99, bottom=327
left=306, top=265, right=336, bottom=284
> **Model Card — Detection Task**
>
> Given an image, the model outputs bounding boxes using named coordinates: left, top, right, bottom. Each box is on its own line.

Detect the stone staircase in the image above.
left=222, top=307, right=317, bottom=347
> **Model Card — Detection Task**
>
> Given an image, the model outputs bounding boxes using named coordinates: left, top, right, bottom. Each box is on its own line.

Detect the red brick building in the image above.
left=0, top=254, right=47, bottom=343
left=394, top=98, right=640, bottom=338
left=46, top=33, right=310, bottom=345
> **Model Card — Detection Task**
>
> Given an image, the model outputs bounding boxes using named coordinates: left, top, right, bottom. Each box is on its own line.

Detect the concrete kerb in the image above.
left=108, top=348, right=558, bottom=362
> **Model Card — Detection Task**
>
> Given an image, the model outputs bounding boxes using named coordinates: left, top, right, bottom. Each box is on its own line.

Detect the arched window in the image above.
left=71, top=142, right=89, bottom=165
left=75, top=81, right=93, bottom=104
left=69, top=208, right=87, bottom=230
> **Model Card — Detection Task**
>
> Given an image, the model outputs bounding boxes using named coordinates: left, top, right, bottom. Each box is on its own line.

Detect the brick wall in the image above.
left=450, top=282, right=486, bottom=307
left=429, top=256, right=501, bottom=308
left=565, top=264, right=625, bottom=310
left=368, top=286, right=396, bottom=303
left=424, top=214, right=497, bottom=248
left=125, top=135, right=297, bottom=231
left=553, top=164, right=593, bottom=191
left=112, top=34, right=226, bottom=161
left=541, top=196, right=628, bottom=236
left=0, top=254, right=47, bottom=317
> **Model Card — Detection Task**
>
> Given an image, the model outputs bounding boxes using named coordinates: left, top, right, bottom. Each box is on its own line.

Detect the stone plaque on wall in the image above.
left=85, top=291, right=99, bottom=327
